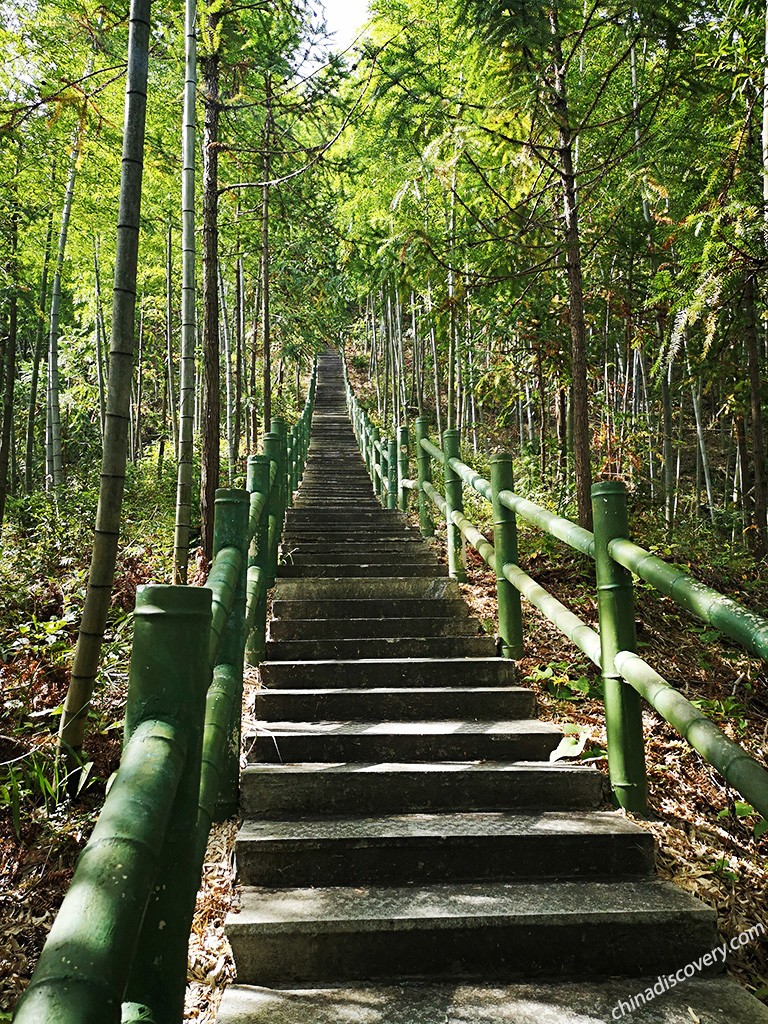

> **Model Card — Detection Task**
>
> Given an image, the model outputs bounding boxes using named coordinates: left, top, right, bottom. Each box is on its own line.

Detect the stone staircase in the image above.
left=218, top=353, right=768, bottom=1023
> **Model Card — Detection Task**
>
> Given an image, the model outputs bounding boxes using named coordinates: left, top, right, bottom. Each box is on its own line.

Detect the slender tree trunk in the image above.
left=25, top=195, right=54, bottom=493
left=173, top=0, right=197, bottom=583
left=59, top=0, right=151, bottom=766
left=660, top=360, right=675, bottom=537
left=0, top=195, right=18, bottom=536
left=550, top=13, right=591, bottom=528
left=199, top=10, right=222, bottom=563
left=744, top=271, right=768, bottom=554
left=47, top=126, right=83, bottom=489
left=133, top=299, right=144, bottom=462
left=234, top=254, right=243, bottom=462
left=165, top=223, right=177, bottom=458
left=219, top=266, right=234, bottom=481
left=93, top=240, right=107, bottom=438
left=261, top=76, right=273, bottom=429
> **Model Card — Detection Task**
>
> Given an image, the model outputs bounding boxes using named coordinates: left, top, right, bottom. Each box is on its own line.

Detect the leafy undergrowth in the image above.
left=0, top=461, right=178, bottom=1017
left=430, top=516, right=768, bottom=1002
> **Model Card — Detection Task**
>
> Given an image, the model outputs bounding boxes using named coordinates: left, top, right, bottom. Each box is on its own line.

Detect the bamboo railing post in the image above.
left=263, top=431, right=281, bottom=587
left=246, top=455, right=271, bottom=665
left=397, top=425, right=409, bottom=512
left=372, top=425, right=381, bottom=501
left=415, top=417, right=435, bottom=537
left=491, top=453, right=524, bottom=659
left=387, top=437, right=398, bottom=510
left=592, top=480, right=649, bottom=814
left=270, top=416, right=288, bottom=514
left=123, top=585, right=212, bottom=1023
left=443, top=429, right=466, bottom=580
left=211, top=487, right=249, bottom=821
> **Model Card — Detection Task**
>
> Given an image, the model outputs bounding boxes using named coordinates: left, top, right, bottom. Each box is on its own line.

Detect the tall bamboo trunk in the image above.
left=261, top=77, right=273, bottom=429
left=25, top=195, right=54, bottom=493
left=219, top=266, right=234, bottom=482
left=173, top=0, right=198, bottom=583
left=47, top=127, right=82, bottom=489
left=199, top=11, right=222, bottom=563
left=550, top=13, right=591, bottom=528
left=59, top=0, right=152, bottom=767
left=93, top=239, right=107, bottom=438
left=0, top=193, right=18, bottom=536
left=744, top=270, right=768, bottom=554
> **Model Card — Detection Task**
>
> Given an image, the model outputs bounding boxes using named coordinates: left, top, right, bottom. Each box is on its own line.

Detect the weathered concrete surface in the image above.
left=253, top=685, right=535, bottom=721
left=259, top=657, right=517, bottom=689
left=226, top=879, right=718, bottom=984
left=218, top=978, right=768, bottom=1024
left=235, top=809, right=655, bottom=886
left=245, top=717, right=561, bottom=764
left=239, top=761, right=612, bottom=817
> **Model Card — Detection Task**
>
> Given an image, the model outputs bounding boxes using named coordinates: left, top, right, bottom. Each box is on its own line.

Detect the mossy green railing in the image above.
left=344, top=360, right=768, bottom=824
left=13, top=369, right=316, bottom=1024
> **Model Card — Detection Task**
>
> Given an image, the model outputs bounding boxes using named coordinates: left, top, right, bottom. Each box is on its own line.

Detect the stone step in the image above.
left=234, top=810, right=655, bottom=887
left=253, top=686, right=534, bottom=722
left=268, top=616, right=479, bottom=640
left=282, top=551, right=439, bottom=566
left=218, top=977, right=768, bottom=1024
left=282, top=530, right=421, bottom=543
left=260, top=657, right=513, bottom=689
left=282, top=512, right=403, bottom=528
left=265, top=635, right=495, bottom=660
left=273, top=578, right=460, bottom=600
left=280, top=541, right=430, bottom=556
left=278, top=563, right=446, bottom=579
left=225, top=878, right=719, bottom=985
left=271, top=599, right=469, bottom=620
left=245, top=718, right=561, bottom=763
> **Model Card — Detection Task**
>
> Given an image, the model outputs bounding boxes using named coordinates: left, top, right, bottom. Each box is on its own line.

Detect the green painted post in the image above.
left=123, top=584, right=212, bottom=1024
left=387, top=437, right=398, bottom=510
left=365, top=417, right=372, bottom=479
left=414, top=417, right=435, bottom=537
left=491, top=453, right=524, bottom=659
left=263, top=431, right=281, bottom=587
left=246, top=455, right=271, bottom=665
left=397, top=425, right=409, bottom=512
left=271, top=417, right=288, bottom=513
left=211, top=487, right=249, bottom=821
left=379, top=438, right=388, bottom=504
left=372, top=425, right=381, bottom=500
left=592, top=480, right=649, bottom=814
left=443, top=429, right=467, bottom=580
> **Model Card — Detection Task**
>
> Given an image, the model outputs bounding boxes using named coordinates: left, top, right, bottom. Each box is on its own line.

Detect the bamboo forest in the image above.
left=2, top=0, right=768, bottom=1021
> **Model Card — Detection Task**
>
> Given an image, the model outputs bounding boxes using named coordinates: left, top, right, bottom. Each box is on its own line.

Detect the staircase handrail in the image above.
left=13, top=363, right=317, bottom=1024
left=342, top=355, right=768, bottom=824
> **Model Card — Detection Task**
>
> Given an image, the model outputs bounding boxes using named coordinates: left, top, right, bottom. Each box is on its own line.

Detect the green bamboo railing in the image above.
left=344, top=358, right=768, bottom=824
left=13, top=366, right=316, bottom=1024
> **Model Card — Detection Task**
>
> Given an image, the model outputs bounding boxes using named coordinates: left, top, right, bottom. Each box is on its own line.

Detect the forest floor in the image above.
left=2, top=483, right=767, bottom=1020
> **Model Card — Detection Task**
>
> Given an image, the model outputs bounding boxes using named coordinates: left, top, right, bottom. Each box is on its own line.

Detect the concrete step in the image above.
left=225, top=878, right=719, bottom=984
left=281, top=530, right=421, bottom=543
left=218, top=977, right=768, bottom=1024
left=265, top=636, right=495, bottom=660
left=273, top=578, right=460, bottom=600
left=253, top=686, right=535, bottom=722
left=245, top=718, right=561, bottom=763
left=268, top=617, right=479, bottom=640
left=260, top=658, right=514, bottom=689
left=282, top=552, right=439, bottom=567
left=271, top=599, right=469, bottom=620
left=234, top=810, right=655, bottom=887
left=278, top=564, right=447, bottom=579
left=281, top=540, right=429, bottom=552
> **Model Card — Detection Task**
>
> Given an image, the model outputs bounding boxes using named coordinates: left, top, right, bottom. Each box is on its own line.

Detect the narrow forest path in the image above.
left=216, top=352, right=768, bottom=1024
